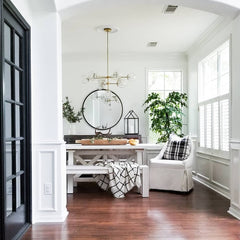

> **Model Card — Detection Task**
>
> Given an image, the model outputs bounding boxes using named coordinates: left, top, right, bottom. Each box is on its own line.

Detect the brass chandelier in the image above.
left=84, top=26, right=135, bottom=90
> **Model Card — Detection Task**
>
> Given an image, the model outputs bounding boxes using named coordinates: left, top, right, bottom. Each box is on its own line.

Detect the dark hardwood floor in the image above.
left=22, top=181, right=240, bottom=240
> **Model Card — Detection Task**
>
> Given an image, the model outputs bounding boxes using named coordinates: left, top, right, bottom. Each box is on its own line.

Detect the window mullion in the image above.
left=204, top=105, right=207, bottom=148
left=163, top=72, right=166, bottom=99
left=211, top=103, right=214, bottom=150
left=217, top=52, right=221, bottom=151
left=218, top=99, right=221, bottom=150
left=217, top=51, right=221, bottom=99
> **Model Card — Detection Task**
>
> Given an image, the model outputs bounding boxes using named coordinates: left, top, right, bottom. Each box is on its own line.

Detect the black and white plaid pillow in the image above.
left=163, top=135, right=190, bottom=161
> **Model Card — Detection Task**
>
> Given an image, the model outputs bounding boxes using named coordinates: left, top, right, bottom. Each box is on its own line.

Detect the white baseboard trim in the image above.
left=33, top=141, right=66, bottom=145
left=193, top=176, right=230, bottom=199
left=32, top=210, right=69, bottom=224
left=228, top=205, right=240, bottom=220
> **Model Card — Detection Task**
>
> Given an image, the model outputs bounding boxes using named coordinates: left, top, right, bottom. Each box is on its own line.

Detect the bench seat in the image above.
left=66, top=165, right=149, bottom=197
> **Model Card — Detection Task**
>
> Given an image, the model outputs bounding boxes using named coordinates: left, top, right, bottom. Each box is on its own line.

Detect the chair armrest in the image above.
left=182, top=155, right=193, bottom=168
left=182, top=140, right=194, bottom=168
left=153, top=142, right=168, bottom=160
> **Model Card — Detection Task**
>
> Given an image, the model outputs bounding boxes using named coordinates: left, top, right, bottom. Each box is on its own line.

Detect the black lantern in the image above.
left=124, top=110, right=139, bottom=135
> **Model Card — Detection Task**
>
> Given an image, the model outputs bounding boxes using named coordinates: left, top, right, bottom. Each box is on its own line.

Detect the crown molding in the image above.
left=186, top=16, right=233, bottom=56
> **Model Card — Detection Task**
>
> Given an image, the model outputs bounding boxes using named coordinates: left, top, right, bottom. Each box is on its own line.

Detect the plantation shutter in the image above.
left=212, top=102, right=219, bottom=150
left=199, top=106, right=205, bottom=147
left=198, top=40, right=230, bottom=153
left=220, top=99, right=229, bottom=151
left=206, top=104, right=212, bottom=148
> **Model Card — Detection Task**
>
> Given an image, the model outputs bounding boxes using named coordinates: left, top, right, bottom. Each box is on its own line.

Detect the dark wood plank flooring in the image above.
left=22, top=181, right=240, bottom=239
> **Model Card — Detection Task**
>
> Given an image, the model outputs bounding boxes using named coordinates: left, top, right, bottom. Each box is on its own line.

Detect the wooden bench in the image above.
left=66, top=164, right=149, bottom=197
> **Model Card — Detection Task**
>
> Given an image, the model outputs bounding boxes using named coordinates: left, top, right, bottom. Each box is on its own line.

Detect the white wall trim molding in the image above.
left=194, top=151, right=230, bottom=198
left=196, top=153, right=211, bottom=161
left=230, top=138, right=240, bottom=143
left=193, top=176, right=230, bottom=199
left=211, top=158, right=230, bottom=166
left=32, top=142, right=68, bottom=224
left=38, top=150, right=57, bottom=211
left=228, top=204, right=240, bottom=220
left=196, top=173, right=210, bottom=181
left=228, top=139, right=240, bottom=220
left=212, top=180, right=230, bottom=191
left=230, top=138, right=240, bottom=150
left=187, top=17, right=233, bottom=56
left=197, top=149, right=230, bottom=161
left=33, top=141, right=66, bottom=145
left=33, top=211, right=69, bottom=223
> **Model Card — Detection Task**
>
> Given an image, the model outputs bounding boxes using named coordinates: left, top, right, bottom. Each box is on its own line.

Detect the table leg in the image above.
left=140, top=165, right=149, bottom=197
left=136, top=150, right=143, bottom=165
left=68, top=151, right=74, bottom=165
left=67, top=174, right=74, bottom=194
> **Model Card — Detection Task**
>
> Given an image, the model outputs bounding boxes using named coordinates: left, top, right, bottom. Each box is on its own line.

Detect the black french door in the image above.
left=0, top=0, right=31, bottom=239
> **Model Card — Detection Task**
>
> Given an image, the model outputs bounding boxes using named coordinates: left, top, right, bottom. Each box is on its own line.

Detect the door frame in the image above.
left=0, top=0, right=31, bottom=239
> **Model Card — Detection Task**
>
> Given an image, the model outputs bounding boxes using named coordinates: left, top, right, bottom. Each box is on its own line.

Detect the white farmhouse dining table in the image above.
left=65, top=143, right=162, bottom=197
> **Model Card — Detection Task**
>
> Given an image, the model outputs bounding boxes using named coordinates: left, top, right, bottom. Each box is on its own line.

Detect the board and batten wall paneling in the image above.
left=32, top=142, right=68, bottom=223
left=228, top=139, right=240, bottom=219
left=187, top=18, right=233, bottom=209
left=195, top=154, right=211, bottom=181
left=194, top=152, right=230, bottom=198
left=212, top=159, right=230, bottom=190
left=227, top=13, right=240, bottom=220
left=38, top=150, right=56, bottom=211
left=188, top=14, right=240, bottom=219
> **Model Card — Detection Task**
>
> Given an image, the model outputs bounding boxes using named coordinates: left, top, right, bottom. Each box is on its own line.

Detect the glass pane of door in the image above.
left=2, top=4, right=31, bottom=240
left=4, top=23, right=11, bottom=60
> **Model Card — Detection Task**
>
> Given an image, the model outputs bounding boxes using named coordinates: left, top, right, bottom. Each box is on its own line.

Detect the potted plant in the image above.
left=144, top=91, right=188, bottom=143
left=63, top=97, right=83, bottom=134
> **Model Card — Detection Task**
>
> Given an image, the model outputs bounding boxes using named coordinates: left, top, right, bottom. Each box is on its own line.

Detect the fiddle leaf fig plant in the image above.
left=63, top=97, right=83, bottom=123
left=144, top=91, right=188, bottom=142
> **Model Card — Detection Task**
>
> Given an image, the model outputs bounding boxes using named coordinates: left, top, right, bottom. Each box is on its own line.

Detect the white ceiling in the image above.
left=56, top=0, right=240, bottom=17
left=62, top=1, right=223, bottom=55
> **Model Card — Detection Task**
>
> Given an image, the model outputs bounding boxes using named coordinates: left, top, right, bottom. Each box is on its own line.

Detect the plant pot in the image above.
left=68, top=122, right=77, bottom=135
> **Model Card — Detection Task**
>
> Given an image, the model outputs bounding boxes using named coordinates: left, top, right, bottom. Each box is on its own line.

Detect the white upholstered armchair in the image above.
left=149, top=139, right=194, bottom=192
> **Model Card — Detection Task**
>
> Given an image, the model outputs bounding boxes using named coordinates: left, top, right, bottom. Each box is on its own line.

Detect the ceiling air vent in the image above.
left=164, top=5, right=178, bottom=14
left=147, top=42, right=158, bottom=47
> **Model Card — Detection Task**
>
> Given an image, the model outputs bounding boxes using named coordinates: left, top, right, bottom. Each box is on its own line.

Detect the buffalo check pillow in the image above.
left=163, top=135, right=191, bottom=161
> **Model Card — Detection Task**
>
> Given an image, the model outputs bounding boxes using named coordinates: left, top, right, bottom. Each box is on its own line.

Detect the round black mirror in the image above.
left=82, top=89, right=123, bottom=130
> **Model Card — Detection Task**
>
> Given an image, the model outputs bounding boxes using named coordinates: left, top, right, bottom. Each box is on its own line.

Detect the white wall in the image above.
left=10, top=0, right=68, bottom=223
left=62, top=53, right=187, bottom=142
left=10, top=0, right=240, bottom=224
left=187, top=21, right=233, bottom=198
left=229, top=14, right=240, bottom=220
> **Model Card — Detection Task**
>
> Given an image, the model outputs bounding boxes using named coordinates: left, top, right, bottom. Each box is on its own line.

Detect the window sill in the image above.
left=197, top=148, right=230, bottom=160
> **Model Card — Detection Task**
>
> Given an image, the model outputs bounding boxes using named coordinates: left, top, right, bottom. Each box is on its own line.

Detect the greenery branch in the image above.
left=63, top=97, right=83, bottom=123
left=144, top=91, right=188, bottom=143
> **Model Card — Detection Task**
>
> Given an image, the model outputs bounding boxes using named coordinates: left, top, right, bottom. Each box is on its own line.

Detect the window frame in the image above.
left=146, top=68, right=185, bottom=143
left=197, top=39, right=231, bottom=159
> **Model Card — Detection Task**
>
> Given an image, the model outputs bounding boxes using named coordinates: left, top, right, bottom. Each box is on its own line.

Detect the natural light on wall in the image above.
left=198, top=40, right=230, bottom=153
left=147, top=70, right=183, bottom=143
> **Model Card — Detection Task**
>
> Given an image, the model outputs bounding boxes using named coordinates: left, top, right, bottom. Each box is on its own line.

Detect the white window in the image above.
left=198, top=40, right=230, bottom=153
left=148, top=70, right=182, bottom=99
left=147, top=70, right=183, bottom=143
